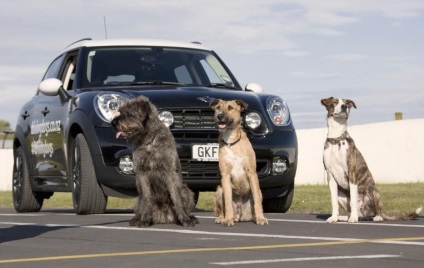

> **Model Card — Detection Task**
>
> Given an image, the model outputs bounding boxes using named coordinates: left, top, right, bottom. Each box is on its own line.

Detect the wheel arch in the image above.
left=12, top=125, right=35, bottom=182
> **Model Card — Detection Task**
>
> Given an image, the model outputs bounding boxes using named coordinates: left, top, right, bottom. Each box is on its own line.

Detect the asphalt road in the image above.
left=1, top=208, right=423, bottom=268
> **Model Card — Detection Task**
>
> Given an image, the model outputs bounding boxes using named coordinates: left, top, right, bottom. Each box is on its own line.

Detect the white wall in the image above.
left=296, top=118, right=424, bottom=185
left=0, top=149, right=13, bottom=191
left=1, top=119, right=423, bottom=190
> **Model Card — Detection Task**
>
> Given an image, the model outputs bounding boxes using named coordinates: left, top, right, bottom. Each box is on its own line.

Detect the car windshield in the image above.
left=82, top=46, right=239, bottom=89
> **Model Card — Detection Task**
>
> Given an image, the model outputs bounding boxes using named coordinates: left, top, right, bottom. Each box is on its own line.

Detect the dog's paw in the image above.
left=255, top=217, right=269, bottom=225
left=326, top=215, right=339, bottom=223
left=221, top=218, right=234, bottom=227
left=181, top=218, right=197, bottom=227
left=134, top=220, right=152, bottom=228
left=190, top=215, right=200, bottom=224
left=348, top=216, right=358, bottom=223
left=373, top=215, right=383, bottom=222
left=129, top=217, right=139, bottom=226
left=215, top=216, right=225, bottom=224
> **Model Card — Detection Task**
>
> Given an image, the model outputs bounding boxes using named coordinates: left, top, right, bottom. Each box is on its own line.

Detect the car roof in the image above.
left=63, top=38, right=210, bottom=53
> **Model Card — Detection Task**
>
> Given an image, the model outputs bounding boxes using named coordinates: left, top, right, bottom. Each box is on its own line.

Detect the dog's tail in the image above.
left=381, top=205, right=422, bottom=221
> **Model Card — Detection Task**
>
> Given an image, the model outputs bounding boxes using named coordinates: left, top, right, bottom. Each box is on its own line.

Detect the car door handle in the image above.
left=41, top=107, right=50, bottom=116
left=21, top=111, right=30, bottom=119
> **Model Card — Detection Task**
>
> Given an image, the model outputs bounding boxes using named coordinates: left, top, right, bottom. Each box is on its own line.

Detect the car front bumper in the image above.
left=92, top=127, right=298, bottom=198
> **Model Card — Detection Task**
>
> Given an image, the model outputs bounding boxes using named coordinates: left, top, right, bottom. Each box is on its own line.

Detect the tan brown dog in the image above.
left=210, top=99, right=268, bottom=226
left=321, top=97, right=421, bottom=223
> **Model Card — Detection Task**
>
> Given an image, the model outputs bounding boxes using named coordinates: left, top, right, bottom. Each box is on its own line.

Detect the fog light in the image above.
left=119, top=155, right=134, bottom=174
left=272, top=157, right=287, bottom=175
left=159, top=110, right=174, bottom=127
left=245, top=112, right=261, bottom=129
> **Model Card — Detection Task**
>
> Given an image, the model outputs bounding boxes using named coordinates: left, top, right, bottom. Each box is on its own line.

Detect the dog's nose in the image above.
left=341, top=104, right=347, bottom=110
left=217, top=113, right=224, bottom=120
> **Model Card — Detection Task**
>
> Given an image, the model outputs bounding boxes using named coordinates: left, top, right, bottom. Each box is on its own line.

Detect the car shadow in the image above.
left=0, top=224, right=71, bottom=244
left=0, top=208, right=134, bottom=244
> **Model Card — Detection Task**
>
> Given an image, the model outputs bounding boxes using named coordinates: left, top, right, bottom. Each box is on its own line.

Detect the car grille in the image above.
left=181, top=159, right=271, bottom=179
left=172, top=110, right=216, bottom=129
left=181, top=159, right=220, bottom=179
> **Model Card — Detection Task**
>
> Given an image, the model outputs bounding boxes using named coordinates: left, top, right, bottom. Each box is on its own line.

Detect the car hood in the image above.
left=119, top=86, right=267, bottom=110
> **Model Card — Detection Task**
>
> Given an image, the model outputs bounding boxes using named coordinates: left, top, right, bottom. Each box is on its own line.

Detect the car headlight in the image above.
left=245, top=112, right=261, bottom=129
left=267, top=97, right=290, bottom=126
left=159, top=110, right=174, bottom=127
left=95, top=93, right=129, bottom=122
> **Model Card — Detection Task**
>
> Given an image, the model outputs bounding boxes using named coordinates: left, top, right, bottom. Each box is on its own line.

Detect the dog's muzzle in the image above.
left=111, top=117, right=126, bottom=139
left=216, top=114, right=233, bottom=130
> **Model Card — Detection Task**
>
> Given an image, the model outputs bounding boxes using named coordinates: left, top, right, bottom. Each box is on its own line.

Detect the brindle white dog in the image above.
left=321, top=97, right=421, bottom=223
left=112, top=96, right=198, bottom=227
left=210, top=99, right=268, bottom=226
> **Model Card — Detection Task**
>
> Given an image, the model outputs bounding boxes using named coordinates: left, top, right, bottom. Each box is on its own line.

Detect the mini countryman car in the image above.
left=13, top=38, right=298, bottom=214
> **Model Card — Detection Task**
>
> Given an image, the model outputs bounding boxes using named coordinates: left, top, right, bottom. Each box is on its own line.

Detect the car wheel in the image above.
left=12, top=147, right=43, bottom=212
left=71, top=133, right=108, bottom=214
left=263, top=183, right=294, bottom=213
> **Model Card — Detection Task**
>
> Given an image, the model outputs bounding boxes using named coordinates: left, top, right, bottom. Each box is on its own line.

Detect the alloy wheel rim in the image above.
left=72, top=140, right=81, bottom=207
left=12, top=153, right=23, bottom=206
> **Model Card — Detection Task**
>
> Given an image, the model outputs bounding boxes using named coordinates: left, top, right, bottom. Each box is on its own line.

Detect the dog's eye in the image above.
left=228, top=106, right=234, bottom=111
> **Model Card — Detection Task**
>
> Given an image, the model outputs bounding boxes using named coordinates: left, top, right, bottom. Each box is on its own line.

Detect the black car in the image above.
left=13, top=38, right=298, bottom=214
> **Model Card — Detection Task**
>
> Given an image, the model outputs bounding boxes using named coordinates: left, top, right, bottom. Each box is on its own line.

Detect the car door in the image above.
left=29, top=53, right=78, bottom=184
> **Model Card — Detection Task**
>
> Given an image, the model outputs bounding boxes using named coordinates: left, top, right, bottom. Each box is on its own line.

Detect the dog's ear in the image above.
left=210, top=99, right=221, bottom=110
left=134, top=98, right=152, bottom=120
left=344, top=99, right=357, bottom=109
left=235, top=100, right=248, bottom=111
left=320, top=97, right=334, bottom=108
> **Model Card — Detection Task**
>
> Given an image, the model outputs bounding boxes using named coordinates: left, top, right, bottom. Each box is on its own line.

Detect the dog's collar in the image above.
left=221, top=133, right=242, bottom=148
left=326, top=132, right=349, bottom=145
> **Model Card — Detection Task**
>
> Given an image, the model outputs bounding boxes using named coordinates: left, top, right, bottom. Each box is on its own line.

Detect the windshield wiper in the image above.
left=105, top=81, right=184, bottom=86
left=208, top=83, right=238, bottom=90
left=127, top=81, right=184, bottom=86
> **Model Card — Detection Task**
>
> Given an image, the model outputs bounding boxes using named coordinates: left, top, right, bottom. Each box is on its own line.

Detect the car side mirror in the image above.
left=39, top=78, right=71, bottom=103
left=245, top=83, right=263, bottom=93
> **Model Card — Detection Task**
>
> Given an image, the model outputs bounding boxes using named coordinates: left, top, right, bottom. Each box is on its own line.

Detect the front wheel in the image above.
left=70, top=133, right=108, bottom=214
left=263, top=183, right=294, bottom=213
left=12, top=147, right=43, bottom=212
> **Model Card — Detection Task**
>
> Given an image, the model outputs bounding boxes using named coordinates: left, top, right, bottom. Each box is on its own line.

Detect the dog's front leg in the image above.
left=247, top=172, right=268, bottom=225
left=326, top=175, right=340, bottom=223
left=133, top=174, right=153, bottom=227
left=348, top=183, right=359, bottom=223
left=221, top=174, right=235, bottom=226
left=167, top=181, right=196, bottom=227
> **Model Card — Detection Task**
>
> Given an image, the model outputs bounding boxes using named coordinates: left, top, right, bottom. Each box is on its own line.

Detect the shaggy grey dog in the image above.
left=112, top=96, right=198, bottom=227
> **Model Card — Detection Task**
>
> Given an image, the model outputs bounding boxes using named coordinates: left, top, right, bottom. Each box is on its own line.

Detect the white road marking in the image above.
left=1, top=213, right=423, bottom=229
left=1, top=221, right=424, bottom=246
left=210, top=254, right=401, bottom=265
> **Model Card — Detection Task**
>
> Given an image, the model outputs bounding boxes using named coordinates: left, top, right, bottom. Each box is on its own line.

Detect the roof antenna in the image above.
left=103, top=16, right=108, bottom=39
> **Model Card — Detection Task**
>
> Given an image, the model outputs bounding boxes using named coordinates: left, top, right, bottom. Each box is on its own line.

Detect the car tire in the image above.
left=12, top=147, right=43, bottom=212
left=263, top=183, right=294, bottom=213
left=71, top=133, right=108, bottom=214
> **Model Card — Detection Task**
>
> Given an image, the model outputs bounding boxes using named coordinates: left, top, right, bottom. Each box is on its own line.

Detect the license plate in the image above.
left=192, top=144, right=219, bottom=161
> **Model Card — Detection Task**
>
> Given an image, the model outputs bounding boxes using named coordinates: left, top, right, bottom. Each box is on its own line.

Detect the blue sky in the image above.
left=1, top=0, right=423, bottom=129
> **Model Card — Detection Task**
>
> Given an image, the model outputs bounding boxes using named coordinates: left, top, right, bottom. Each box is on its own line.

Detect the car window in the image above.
left=43, top=54, right=65, bottom=80
left=61, top=55, right=78, bottom=90
left=82, top=47, right=237, bottom=88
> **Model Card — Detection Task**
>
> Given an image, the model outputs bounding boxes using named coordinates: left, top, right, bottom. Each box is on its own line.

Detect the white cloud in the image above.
left=326, top=53, right=368, bottom=61
left=289, top=70, right=341, bottom=79
left=281, top=50, right=309, bottom=57
left=1, top=0, right=424, bottom=129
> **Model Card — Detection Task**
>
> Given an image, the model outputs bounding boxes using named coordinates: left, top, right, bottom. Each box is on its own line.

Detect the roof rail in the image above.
left=191, top=41, right=202, bottom=45
left=64, top=38, right=93, bottom=49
